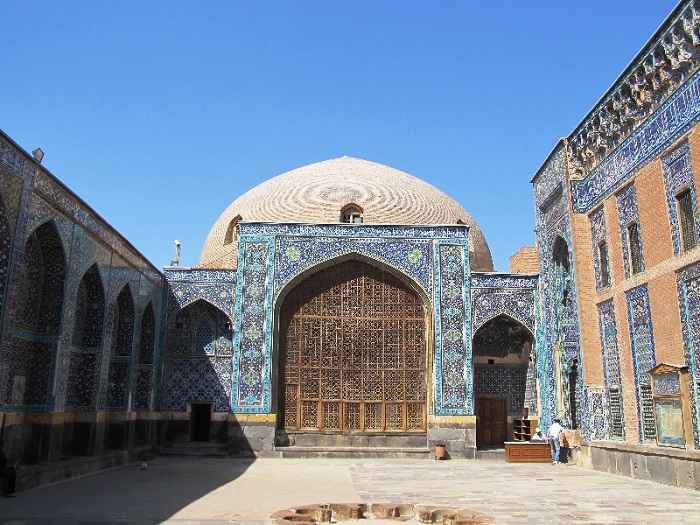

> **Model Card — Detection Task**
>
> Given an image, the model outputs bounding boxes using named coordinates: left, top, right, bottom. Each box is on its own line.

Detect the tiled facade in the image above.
left=0, top=131, right=163, bottom=477
left=532, top=0, right=700, bottom=488
left=2, top=0, right=700, bottom=495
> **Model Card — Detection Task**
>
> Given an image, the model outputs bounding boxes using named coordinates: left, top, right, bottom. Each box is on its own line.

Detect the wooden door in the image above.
left=478, top=398, right=507, bottom=447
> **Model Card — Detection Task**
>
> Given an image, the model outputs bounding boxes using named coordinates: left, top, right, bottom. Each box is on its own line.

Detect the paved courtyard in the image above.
left=1, top=456, right=700, bottom=524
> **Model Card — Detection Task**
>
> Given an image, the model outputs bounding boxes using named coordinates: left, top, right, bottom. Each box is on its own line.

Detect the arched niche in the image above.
left=276, top=258, right=428, bottom=435
left=6, top=220, right=66, bottom=408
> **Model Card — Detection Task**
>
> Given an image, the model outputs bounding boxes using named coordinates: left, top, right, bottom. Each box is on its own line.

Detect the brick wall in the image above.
left=509, top=246, right=539, bottom=274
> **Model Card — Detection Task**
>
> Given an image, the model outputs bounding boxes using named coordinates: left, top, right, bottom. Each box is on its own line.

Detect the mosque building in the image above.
left=1, top=0, right=700, bottom=493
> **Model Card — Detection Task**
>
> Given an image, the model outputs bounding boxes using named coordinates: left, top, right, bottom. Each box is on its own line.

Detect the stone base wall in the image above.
left=427, top=415, right=477, bottom=459
left=1, top=411, right=159, bottom=493
left=575, top=442, right=700, bottom=490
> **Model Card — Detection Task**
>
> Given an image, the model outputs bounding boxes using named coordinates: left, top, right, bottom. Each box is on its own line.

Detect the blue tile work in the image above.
left=587, top=386, right=610, bottom=440
left=598, top=300, right=623, bottom=386
left=533, top=146, right=586, bottom=433
left=663, top=141, right=699, bottom=255
left=434, top=242, right=472, bottom=414
left=616, top=183, right=644, bottom=279
left=571, top=68, right=700, bottom=214
left=164, top=269, right=236, bottom=319
left=473, top=364, right=529, bottom=417
left=676, top=260, right=700, bottom=447
left=590, top=208, right=608, bottom=293
left=567, top=2, right=700, bottom=182
left=625, top=284, right=657, bottom=440
left=0, top=139, right=36, bottom=411
left=162, top=357, right=232, bottom=412
left=597, top=300, right=625, bottom=440
left=161, top=298, right=233, bottom=412
left=242, top=222, right=468, bottom=240
left=276, top=237, right=432, bottom=295
left=169, top=223, right=542, bottom=418
left=231, top=239, right=274, bottom=412
left=471, top=274, right=538, bottom=416
left=655, top=371, right=682, bottom=395
left=471, top=289, right=535, bottom=334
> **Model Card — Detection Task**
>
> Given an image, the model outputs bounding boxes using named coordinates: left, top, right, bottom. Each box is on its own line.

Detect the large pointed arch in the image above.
left=67, top=263, right=105, bottom=409
left=162, top=298, right=233, bottom=414
left=5, top=220, right=66, bottom=407
left=105, top=284, right=135, bottom=409
left=472, top=313, right=534, bottom=448
left=275, top=255, right=430, bottom=435
left=134, top=301, right=156, bottom=411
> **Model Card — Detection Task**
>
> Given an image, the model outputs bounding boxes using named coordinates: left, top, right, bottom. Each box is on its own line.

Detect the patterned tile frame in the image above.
left=625, top=284, right=657, bottom=441
left=434, top=241, right=472, bottom=414
left=676, top=260, right=700, bottom=448
left=616, top=183, right=644, bottom=279
left=596, top=299, right=625, bottom=440
left=587, top=386, right=611, bottom=441
left=532, top=145, right=587, bottom=435
left=590, top=207, right=608, bottom=293
left=471, top=274, right=538, bottom=416
left=572, top=67, right=700, bottom=214
left=227, top=223, right=473, bottom=415
left=663, top=140, right=700, bottom=255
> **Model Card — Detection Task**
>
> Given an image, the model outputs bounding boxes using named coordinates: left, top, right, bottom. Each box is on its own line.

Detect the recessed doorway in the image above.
left=477, top=397, right=507, bottom=447
left=189, top=403, right=212, bottom=442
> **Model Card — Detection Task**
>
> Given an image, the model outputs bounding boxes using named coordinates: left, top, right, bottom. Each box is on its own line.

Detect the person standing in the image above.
left=546, top=418, right=564, bottom=464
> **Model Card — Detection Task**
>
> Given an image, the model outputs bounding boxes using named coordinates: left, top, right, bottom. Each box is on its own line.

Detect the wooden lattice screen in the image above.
left=280, top=261, right=427, bottom=432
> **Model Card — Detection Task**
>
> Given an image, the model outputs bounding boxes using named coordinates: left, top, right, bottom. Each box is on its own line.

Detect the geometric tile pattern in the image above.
left=471, top=289, right=535, bottom=335
left=232, top=240, right=273, bottom=411
left=473, top=364, right=529, bottom=416
left=597, top=300, right=625, bottom=440
left=276, top=236, right=433, bottom=295
left=676, top=260, right=700, bottom=448
left=434, top=243, right=471, bottom=414
left=590, top=207, right=608, bottom=292
left=568, top=2, right=700, bottom=183
left=586, top=386, right=611, bottom=441
left=625, top=284, right=657, bottom=441
left=162, top=357, right=232, bottom=412
left=663, top=140, right=699, bottom=255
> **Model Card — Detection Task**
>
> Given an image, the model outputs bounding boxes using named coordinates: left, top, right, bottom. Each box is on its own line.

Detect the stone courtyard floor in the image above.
left=1, top=456, right=699, bottom=524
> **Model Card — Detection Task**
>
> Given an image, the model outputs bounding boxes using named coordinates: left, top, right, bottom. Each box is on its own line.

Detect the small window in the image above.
left=341, top=205, right=363, bottom=223
left=599, top=241, right=611, bottom=287
left=223, top=215, right=242, bottom=246
left=628, top=221, right=644, bottom=274
left=677, top=189, right=698, bottom=251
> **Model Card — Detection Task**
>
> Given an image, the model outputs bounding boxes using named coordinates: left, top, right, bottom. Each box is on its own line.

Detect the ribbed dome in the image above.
left=199, top=157, right=493, bottom=271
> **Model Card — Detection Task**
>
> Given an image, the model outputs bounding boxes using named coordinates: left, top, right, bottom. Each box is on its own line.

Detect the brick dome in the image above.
left=199, top=157, right=494, bottom=271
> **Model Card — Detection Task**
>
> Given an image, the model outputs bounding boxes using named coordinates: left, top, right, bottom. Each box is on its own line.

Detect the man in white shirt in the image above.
left=546, top=418, right=564, bottom=464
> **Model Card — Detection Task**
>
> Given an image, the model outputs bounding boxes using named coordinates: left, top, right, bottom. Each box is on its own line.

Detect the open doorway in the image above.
left=189, top=403, right=212, bottom=442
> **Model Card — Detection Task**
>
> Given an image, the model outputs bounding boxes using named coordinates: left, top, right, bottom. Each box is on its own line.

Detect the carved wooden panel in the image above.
left=281, top=261, right=427, bottom=432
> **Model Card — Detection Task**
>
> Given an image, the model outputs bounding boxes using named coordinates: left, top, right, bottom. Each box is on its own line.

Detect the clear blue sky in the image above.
left=0, top=1, right=680, bottom=271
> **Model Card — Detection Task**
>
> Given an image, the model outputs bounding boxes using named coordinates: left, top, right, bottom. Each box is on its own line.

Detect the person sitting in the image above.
left=530, top=427, right=546, bottom=442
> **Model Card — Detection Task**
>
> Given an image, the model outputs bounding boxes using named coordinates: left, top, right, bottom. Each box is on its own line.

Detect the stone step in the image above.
left=476, top=448, right=505, bottom=461
left=159, top=442, right=229, bottom=457
left=275, top=446, right=433, bottom=459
